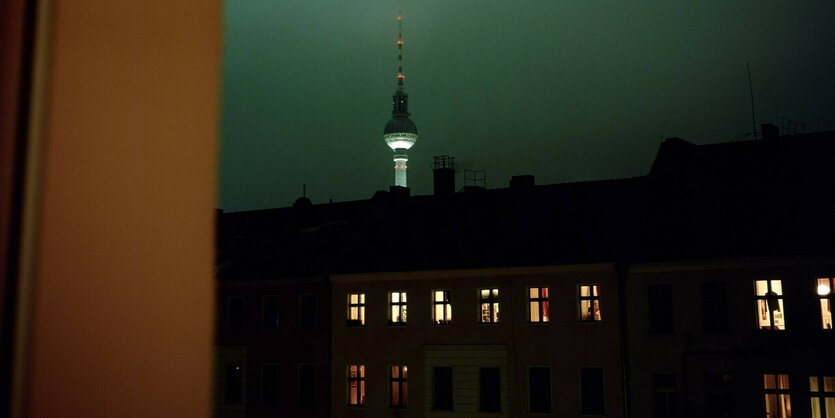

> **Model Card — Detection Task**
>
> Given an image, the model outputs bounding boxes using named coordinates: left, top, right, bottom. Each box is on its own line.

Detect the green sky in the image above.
left=220, top=1, right=835, bottom=211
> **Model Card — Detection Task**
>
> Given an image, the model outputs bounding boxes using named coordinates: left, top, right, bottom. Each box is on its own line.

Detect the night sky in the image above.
left=220, top=1, right=835, bottom=212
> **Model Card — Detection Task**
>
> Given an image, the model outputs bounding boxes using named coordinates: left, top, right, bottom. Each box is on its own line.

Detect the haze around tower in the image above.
left=220, top=0, right=835, bottom=211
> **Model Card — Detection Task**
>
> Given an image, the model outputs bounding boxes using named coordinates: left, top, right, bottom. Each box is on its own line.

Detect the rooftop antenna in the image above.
left=747, top=63, right=757, bottom=140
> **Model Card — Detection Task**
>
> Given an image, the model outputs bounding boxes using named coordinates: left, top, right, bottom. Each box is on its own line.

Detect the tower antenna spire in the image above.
left=396, top=15, right=405, bottom=87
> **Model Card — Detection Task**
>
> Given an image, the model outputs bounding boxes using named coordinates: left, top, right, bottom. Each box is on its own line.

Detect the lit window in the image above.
left=479, top=288, right=499, bottom=323
left=763, top=374, right=791, bottom=418
left=347, top=293, right=365, bottom=326
left=528, top=287, right=550, bottom=323
left=578, top=285, right=602, bottom=322
left=389, top=291, right=407, bottom=324
left=390, top=365, right=408, bottom=408
left=347, top=365, right=365, bottom=406
left=817, top=278, right=833, bottom=330
left=651, top=374, right=677, bottom=418
left=648, top=284, right=674, bottom=334
left=529, top=367, right=551, bottom=413
left=755, top=280, right=786, bottom=330
left=433, top=290, right=452, bottom=324
left=433, top=367, right=453, bottom=410
left=262, top=296, right=280, bottom=329
left=810, top=376, right=835, bottom=418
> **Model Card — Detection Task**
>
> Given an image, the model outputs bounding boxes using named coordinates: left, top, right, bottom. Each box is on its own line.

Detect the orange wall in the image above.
left=18, top=1, right=221, bottom=416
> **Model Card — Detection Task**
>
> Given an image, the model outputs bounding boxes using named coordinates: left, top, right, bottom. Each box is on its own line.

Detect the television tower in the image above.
left=383, top=16, right=418, bottom=188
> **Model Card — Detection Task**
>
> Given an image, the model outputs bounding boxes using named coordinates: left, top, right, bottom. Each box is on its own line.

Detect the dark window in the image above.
left=479, top=367, right=501, bottom=412
left=700, top=282, right=728, bottom=333
left=529, top=367, right=551, bottom=413
left=300, top=294, right=317, bottom=330
left=433, top=367, right=453, bottom=410
left=580, top=367, right=605, bottom=415
left=652, top=374, right=677, bottom=418
left=648, top=284, right=674, bottom=334
left=704, top=371, right=733, bottom=418
left=261, top=364, right=278, bottom=405
left=225, top=364, right=243, bottom=405
left=227, top=296, right=244, bottom=330
left=298, top=364, right=315, bottom=405
left=262, top=296, right=280, bottom=329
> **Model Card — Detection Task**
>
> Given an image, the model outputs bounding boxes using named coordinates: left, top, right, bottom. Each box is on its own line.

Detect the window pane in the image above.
left=479, top=367, right=501, bottom=412
left=225, top=364, right=243, bottom=404
left=298, top=364, right=315, bottom=405
left=700, top=282, right=728, bottom=333
left=529, top=287, right=539, bottom=298
left=228, top=297, right=244, bottom=330
left=300, top=295, right=316, bottom=329
left=262, top=296, right=280, bottom=329
left=648, top=284, right=674, bottom=334
left=433, top=367, right=453, bottom=410
left=580, top=367, right=605, bottom=415
left=530, top=302, right=540, bottom=322
left=261, top=364, right=278, bottom=405
left=529, top=367, right=551, bottom=413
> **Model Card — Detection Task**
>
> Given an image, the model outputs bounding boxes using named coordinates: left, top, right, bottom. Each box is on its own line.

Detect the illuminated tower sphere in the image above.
left=383, top=16, right=418, bottom=188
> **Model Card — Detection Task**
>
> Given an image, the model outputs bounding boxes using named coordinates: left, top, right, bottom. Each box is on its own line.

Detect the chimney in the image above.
left=509, top=175, right=534, bottom=190
left=433, top=155, right=455, bottom=196
left=761, top=123, right=779, bottom=140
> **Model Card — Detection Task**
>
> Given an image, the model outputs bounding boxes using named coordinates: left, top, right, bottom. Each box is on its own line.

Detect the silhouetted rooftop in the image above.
left=217, top=130, right=835, bottom=280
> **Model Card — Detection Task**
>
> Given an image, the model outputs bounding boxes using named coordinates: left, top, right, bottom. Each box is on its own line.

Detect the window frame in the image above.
left=762, top=373, right=791, bottom=418
left=347, top=364, right=366, bottom=407
left=528, top=286, right=551, bottom=323
left=479, top=366, right=502, bottom=412
left=754, top=280, right=786, bottom=331
left=816, top=277, right=833, bottom=330
left=579, top=367, right=605, bottom=415
left=528, top=366, right=552, bottom=413
left=651, top=373, right=677, bottom=418
left=389, top=365, right=408, bottom=408
left=432, top=289, right=452, bottom=325
left=647, top=283, right=674, bottom=334
left=299, top=293, right=317, bottom=330
left=810, top=375, right=835, bottom=418
left=578, top=284, right=602, bottom=322
left=226, top=295, right=245, bottom=330
left=224, top=363, right=244, bottom=405
left=347, top=292, right=365, bottom=327
left=297, top=363, right=315, bottom=406
left=388, top=291, right=408, bottom=325
left=260, top=363, right=278, bottom=406
left=261, top=295, right=280, bottom=330
left=432, top=366, right=454, bottom=411
left=479, top=288, right=500, bottom=324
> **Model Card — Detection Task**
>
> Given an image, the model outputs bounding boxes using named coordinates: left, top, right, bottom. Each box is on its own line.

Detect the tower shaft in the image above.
left=394, top=154, right=408, bottom=187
